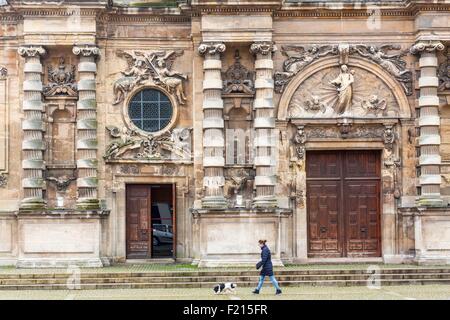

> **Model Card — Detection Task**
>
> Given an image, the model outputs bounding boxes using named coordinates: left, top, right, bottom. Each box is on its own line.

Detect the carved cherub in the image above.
left=46, top=175, right=76, bottom=192
left=361, top=94, right=387, bottom=115
left=304, top=95, right=326, bottom=113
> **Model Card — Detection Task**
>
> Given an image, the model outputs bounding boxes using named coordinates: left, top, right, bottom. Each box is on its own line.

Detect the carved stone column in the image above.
left=410, top=40, right=445, bottom=206
left=250, top=41, right=277, bottom=208
left=198, top=42, right=227, bottom=209
left=18, top=45, right=47, bottom=210
left=73, top=44, right=100, bottom=210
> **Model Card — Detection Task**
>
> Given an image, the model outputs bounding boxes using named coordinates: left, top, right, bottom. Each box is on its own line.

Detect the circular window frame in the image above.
left=122, top=85, right=179, bottom=137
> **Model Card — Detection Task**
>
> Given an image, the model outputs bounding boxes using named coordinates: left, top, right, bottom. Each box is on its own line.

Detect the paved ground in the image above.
left=0, top=285, right=449, bottom=300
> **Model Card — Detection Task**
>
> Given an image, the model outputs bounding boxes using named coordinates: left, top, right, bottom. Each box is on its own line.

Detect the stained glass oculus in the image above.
left=128, top=89, right=173, bottom=133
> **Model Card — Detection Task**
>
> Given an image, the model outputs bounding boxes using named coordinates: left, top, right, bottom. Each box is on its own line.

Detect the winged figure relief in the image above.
left=113, top=49, right=188, bottom=105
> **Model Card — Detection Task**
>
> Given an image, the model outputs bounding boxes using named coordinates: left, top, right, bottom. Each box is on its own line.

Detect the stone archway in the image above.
left=275, top=55, right=414, bottom=262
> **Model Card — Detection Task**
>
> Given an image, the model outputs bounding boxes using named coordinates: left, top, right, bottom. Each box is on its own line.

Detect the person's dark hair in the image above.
left=258, top=240, right=267, bottom=245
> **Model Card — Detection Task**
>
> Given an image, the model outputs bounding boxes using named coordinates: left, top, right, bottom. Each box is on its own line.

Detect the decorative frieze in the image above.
left=250, top=41, right=277, bottom=208
left=198, top=42, right=227, bottom=209
left=73, top=44, right=100, bottom=210
left=104, top=126, right=192, bottom=161
left=410, top=40, right=445, bottom=207
left=17, top=45, right=47, bottom=210
left=113, top=49, right=187, bottom=105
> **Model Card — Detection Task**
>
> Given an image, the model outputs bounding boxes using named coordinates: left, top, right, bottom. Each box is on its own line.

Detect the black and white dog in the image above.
left=213, top=282, right=237, bottom=294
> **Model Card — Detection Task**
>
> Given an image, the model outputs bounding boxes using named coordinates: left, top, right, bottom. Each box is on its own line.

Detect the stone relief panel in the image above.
left=43, top=57, right=77, bottom=97
left=113, top=49, right=188, bottom=106
left=438, top=47, right=450, bottom=92
left=104, top=126, right=192, bottom=161
left=288, top=65, right=400, bottom=118
left=275, top=44, right=412, bottom=96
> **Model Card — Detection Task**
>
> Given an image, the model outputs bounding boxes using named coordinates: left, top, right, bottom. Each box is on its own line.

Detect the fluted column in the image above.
left=410, top=40, right=445, bottom=206
left=198, top=42, right=227, bottom=209
left=250, top=41, right=277, bottom=208
left=73, top=44, right=100, bottom=210
left=18, top=45, right=47, bottom=210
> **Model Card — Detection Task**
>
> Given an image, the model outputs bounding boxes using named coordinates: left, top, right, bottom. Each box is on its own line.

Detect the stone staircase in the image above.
left=1, top=267, right=450, bottom=290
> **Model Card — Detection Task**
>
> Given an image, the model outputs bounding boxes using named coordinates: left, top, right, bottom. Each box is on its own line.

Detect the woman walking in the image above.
left=252, top=240, right=282, bottom=295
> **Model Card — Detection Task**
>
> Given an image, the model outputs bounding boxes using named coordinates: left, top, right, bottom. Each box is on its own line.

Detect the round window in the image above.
left=128, top=89, right=173, bottom=133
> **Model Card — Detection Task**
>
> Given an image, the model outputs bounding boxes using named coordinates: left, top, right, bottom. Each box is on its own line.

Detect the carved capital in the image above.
left=250, top=41, right=277, bottom=56
left=410, top=40, right=445, bottom=55
left=17, top=45, right=46, bottom=58
left=198, top=42, right=226, bottom=56
left=73, top=44, right=100, bottom=58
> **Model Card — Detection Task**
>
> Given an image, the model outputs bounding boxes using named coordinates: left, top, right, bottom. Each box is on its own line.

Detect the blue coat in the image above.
left=256, top=245, right=274, bottom=276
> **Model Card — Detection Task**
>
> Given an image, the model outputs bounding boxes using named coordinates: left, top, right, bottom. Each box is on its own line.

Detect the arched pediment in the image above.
left=277, top=56, right=412, bottom=121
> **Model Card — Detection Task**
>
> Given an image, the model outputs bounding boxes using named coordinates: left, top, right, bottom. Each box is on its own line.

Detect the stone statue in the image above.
left=330, top=65, right=355, bottom=114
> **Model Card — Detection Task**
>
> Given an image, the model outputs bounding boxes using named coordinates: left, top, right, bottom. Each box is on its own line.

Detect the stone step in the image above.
left=1, top=278, right=450, bottom=290
left=2, top=268, right=450, bottom=279
left=2, top=272, right=450, bottom=285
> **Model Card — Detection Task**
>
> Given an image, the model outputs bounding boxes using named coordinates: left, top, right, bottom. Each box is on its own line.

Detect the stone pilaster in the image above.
left=73, top=44, right=100, bottom=210
left=250, top=41, right=277, bottom=208
left=410, top=40, right=445, bottom=206
left=17, top=45, right=47, bottom=210
left=198, top=42, right=227, bottom=209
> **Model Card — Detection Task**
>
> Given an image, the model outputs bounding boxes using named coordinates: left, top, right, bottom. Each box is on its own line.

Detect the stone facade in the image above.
left=1, top=0, right=450, bottom=267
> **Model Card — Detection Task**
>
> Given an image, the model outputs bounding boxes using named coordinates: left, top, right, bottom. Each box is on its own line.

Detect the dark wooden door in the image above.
left=126, top=185, right=152, bottom=259
left=306, top=150, right=381, bottom=258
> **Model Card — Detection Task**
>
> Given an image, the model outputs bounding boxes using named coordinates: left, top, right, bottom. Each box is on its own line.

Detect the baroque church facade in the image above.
left=1, top=0, right=450, bottom=267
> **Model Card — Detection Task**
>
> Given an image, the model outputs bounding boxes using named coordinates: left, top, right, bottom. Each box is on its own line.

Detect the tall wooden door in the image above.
left=306, top=150, right=381, bottom=258
left=126, top=185, right=152, bottom=259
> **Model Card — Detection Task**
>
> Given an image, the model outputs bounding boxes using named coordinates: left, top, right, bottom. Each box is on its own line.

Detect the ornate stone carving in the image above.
left=383, top=125, right=395, bottom=147
left=275, top=44, right=337, bottom=93
left=276, top=43, right=412, bottom=95
left=353, top=44, right=412, bottom=95
left=72, top=44, right=100, bottom=57
left=43, top=57, right=77, bottom=97
left=438, top=47, right=450, bottom=91
left=249, top=41, right=277, bottom=56
left=410, top=40, right=445, bottom=54
left=291, top=126, right=306, bottom=160
left=0, top=173, right=7, bottom=188
left=113, top=50, right=187, bottom=105
left=288, top=65, right=400, bottom=118
left=104, top=126, right=192, bottom=161
left=361, top=95, right=387, bottom=116
left=0, top=66, right=7, bottom=79
left=198, top=42, right=226, bottom=56
left=303, top=95, right=326, bottom=113
left=18, top=45, right=46, bottom=58
left=46, top=175, right=76, bottom=192
left=224, top=167, right=255, bottom=208
left=305, top=125, right=385, bottom=140
left=119, top=164, right=140, bottom=175
left=330, top=65, right=355, bottom=115
left=222, top=50, right=254, bottom=95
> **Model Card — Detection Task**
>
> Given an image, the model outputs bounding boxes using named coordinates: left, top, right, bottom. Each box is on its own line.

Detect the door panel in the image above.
left=126, top=185, right=151, bottom=259
left=307, top=180, right=342, bottom=257
left=306, top=150, right=381, bottom=258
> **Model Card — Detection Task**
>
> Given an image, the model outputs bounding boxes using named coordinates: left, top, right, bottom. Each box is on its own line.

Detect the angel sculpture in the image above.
left=104, top=126, right=143, bottom=159
left=275, top=45, right=337, bottom=92
left=113, top=51, right=149, bottom=105
left=46, top=175, right=76, bottom=192
left=353, top=45, right=412, bottom=94
left=361, top=95, right=387, bottom=116
left=144, top=50, right=188, bottom=105
left=304, top=95, right=326, bottom=113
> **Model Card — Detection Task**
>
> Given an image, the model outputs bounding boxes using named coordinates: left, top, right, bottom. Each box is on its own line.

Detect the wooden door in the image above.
left=343, top=151, right=381, bottom=257
left=126, top=185, right=152, bottom=259
left=306, top=150, right=381, bottom=258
